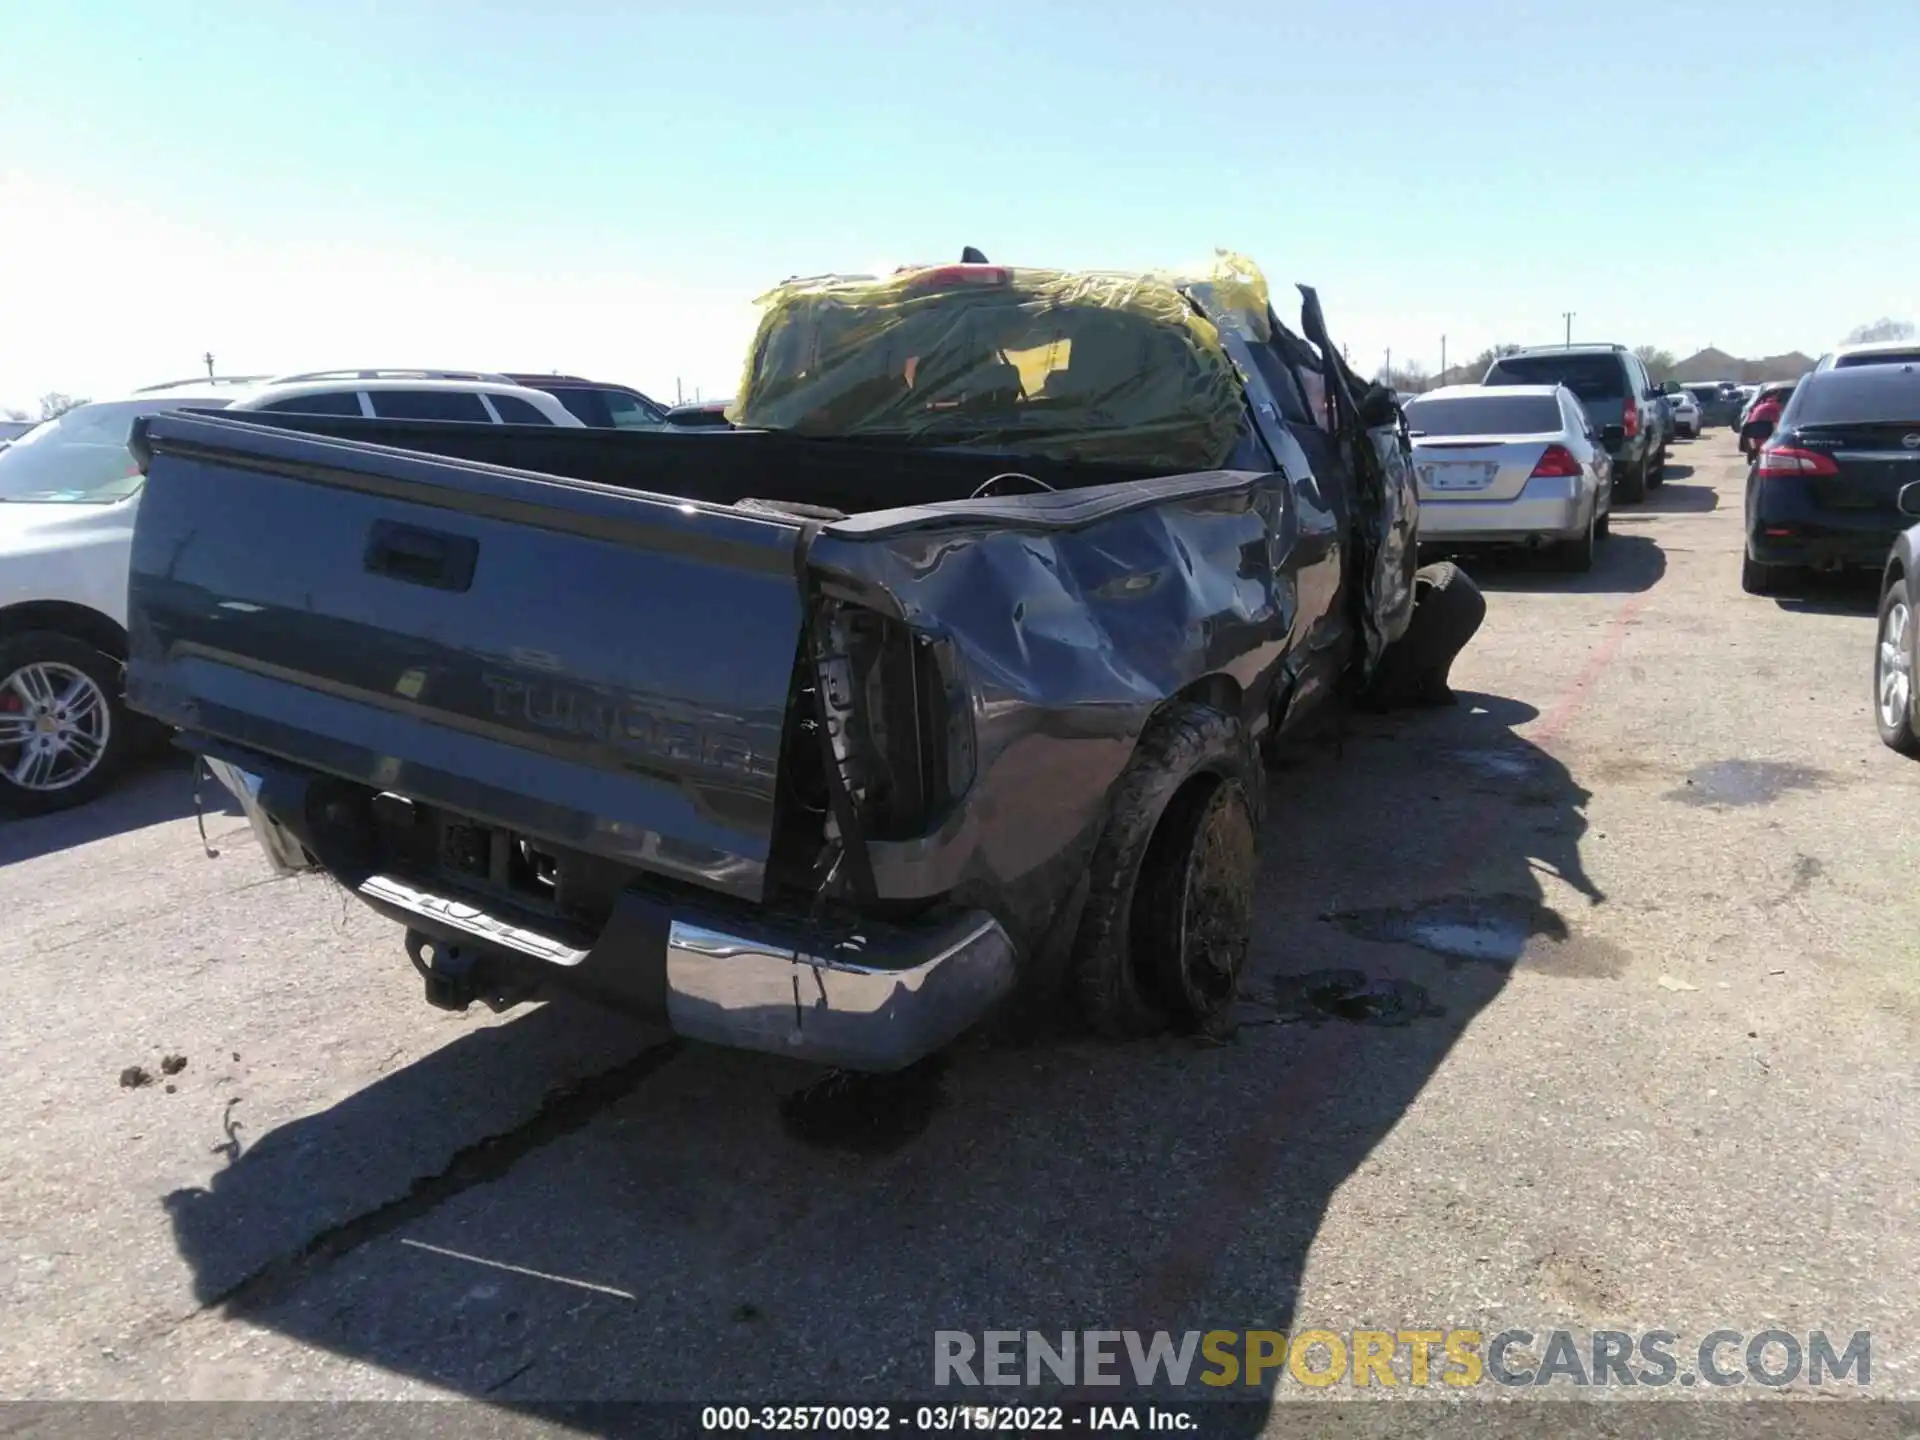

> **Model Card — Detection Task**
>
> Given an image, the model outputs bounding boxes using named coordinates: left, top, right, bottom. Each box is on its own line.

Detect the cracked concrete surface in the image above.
left=1, top=434, right=1917, bottom=1430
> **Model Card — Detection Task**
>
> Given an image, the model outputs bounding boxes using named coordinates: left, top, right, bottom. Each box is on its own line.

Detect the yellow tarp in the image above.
left=725, top=255, right=1262, bottom=473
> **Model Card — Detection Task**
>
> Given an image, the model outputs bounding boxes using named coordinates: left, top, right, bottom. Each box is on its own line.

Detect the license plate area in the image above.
left=366, top=792, right=632, bottom=934
left=1420, top=461, right=1498, bottom=492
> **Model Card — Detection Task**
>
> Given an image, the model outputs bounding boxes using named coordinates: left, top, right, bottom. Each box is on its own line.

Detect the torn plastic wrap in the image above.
left=726, top=265, right=1245, bottom=474
left=1169, top=249, right=1273, bottom=342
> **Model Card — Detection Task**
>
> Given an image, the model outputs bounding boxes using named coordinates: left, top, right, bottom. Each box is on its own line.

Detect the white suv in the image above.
left=0, top=371, right=584, bottom=813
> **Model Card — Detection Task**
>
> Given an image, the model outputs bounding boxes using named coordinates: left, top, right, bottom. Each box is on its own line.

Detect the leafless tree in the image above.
left=1632, top=345, right=1679, bottom=383
left=1375, top=360, right=1432, bottom=393
left=37, top=392, right=89, bottom=420
left=1844, top=318, right=1915, bottom=344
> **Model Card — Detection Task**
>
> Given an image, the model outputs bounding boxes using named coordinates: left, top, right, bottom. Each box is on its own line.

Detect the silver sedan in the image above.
left=1404, top=382, right=1613, bottom=572
left=1667, top=389, right=1702, bottom=437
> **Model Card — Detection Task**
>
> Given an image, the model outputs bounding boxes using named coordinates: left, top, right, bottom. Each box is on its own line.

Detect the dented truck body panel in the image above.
left=807, top=467, right=1305, bottom=913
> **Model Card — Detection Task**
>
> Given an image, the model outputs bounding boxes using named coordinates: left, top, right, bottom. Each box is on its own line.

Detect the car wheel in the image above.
left=0, top=631, right=133, bottom=816
left=1614, top=458, right=1647, bottom=504
left=1647, top=444, right=1667, bottom=488
left=1073, top=701, right=1261, bottom=1038
left=1875, top=578, right=1920, bottom=755
left=1741, top=552, right=1788, bottom=596
left=1556, top=507, right=1597, bottom=572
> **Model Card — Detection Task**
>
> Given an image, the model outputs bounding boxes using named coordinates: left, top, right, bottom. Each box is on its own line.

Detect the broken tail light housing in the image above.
left=812, top=603, right=976, bottom=845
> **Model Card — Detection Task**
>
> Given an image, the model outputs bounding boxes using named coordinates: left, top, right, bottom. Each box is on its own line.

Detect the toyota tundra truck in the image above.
left=123, top=257, right=1432, bottom=1071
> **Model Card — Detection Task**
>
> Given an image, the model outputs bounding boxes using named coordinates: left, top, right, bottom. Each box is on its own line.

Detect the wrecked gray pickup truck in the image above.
left=124, top=256, right=1427, bottom=1071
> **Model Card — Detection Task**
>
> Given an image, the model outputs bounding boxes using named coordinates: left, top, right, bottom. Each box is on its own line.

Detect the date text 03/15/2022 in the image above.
left=699, top=1405, right=1196, bottom=1432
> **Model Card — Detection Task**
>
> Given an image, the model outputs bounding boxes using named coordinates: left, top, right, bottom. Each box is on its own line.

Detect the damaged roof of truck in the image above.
left=725, top=253, right=1275, bottom=473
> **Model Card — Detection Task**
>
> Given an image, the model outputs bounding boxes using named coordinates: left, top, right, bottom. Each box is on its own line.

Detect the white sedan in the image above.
left=1404, top=382, right=1612, bottom=572
left=1667, top=389, right=1702, bottom=438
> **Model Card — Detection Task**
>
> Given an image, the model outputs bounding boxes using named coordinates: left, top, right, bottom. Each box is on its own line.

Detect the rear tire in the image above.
left=1741, top=552, right=1787, bottom=596
left=0, top=631, right=133, bottom=817
left=1555, top=507, right=1597, bottom=572
left=1073, top=702, right=1261, bottom=1038
left=1614, top=458, right=1647, bottom=504
left=1647, top=444, right=1667, bottom=488
left=1874, top=577, right=1919, bottom=755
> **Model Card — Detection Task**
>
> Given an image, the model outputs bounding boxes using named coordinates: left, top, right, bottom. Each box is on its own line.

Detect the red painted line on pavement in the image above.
left=1121, top=585, right=1654, bottom=1336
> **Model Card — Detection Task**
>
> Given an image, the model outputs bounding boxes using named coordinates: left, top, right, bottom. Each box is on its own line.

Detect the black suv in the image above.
left=1482, top=344, right=1667, bottom=503
left=1682, top=381, right=1744, bottom=429
left=504, top=374, right=669, bottom=430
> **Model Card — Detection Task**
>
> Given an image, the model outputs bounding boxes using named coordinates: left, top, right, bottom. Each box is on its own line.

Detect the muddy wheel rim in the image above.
left=0, top=661, right=112, bottom=793
left=1880, top=599, right=1912, bottom=733
left=1175, top=783, right=1257, bottom=1008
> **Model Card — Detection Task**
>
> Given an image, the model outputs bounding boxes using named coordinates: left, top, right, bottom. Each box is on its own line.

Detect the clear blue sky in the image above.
left=2, top=0, right=1916, bottom=410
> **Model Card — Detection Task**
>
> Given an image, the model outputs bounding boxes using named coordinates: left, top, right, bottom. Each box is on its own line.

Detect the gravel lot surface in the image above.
left=2, top=430, right=1915, bottom=1436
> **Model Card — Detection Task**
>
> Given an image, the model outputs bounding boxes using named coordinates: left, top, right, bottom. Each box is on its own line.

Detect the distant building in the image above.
left=1672, top=346, right=1815, bottom=384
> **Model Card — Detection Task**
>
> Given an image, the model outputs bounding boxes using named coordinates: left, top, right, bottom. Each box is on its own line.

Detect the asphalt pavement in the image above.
left=2, top=430, right=1916, bottom=1435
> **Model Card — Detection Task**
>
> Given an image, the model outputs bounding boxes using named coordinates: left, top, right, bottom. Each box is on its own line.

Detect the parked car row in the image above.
left=1398, top=340, right=1685, bottom=575
left=0, top=367, right=673, bottom=814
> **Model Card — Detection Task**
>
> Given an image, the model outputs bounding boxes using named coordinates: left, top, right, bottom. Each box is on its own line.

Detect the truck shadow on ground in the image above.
left=1438, top=532, right=1665, bottom=596
left=0, top=750, right=239, bottom=867
left=161, top=690, right=1601, bottom=1432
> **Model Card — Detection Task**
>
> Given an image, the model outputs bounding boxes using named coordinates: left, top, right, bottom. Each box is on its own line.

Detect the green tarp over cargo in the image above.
left=725, top=262, right=1248, bottom=473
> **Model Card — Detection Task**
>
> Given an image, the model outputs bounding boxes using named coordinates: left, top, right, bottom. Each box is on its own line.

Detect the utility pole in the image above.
left=1562, top=312, right=1575, bottom=348
left=676, top=377, right=684, bottom=405
left=1440, top=335, right=1447, bottom=377
left=1385, top=347, right=1392, bottom=381
left=203, top=351, right=215, bottom=378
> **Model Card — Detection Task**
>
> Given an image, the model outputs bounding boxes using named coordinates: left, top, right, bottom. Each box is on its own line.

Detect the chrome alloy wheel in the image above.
left=1879, top=598, right=1913, bottom=736
left=0, top=661, right=113, bottom=793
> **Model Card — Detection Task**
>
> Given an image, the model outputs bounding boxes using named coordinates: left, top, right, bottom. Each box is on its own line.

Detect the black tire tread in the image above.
left=1741, top=552, right=1781, bottom=596
left=1072, top=701, right=1258, bottom=1039
left=1614, top=458, right=1647, bottom=504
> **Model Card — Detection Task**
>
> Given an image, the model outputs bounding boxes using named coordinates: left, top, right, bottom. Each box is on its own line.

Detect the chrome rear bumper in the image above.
left=664, top=909, right=1016, bottom=1071
left=208, top=761, right=1017, bottom=1072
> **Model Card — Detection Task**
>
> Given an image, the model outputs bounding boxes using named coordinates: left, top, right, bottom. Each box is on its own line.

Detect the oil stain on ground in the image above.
left=779, top=1056, right=949, bottom=1155
left=1268, top=970, right=1444, bottom=1027
left=1326, top=895, right=1628, bottom=978
left=1666, top=759, right=1830, bottom=808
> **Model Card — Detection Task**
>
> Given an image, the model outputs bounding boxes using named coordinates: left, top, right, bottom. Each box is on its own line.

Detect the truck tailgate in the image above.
left=126, top=412, right=808, bottom=902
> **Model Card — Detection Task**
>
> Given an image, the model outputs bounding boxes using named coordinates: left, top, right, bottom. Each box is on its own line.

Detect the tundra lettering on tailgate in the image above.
left=481, top=672, right=776, bottom=780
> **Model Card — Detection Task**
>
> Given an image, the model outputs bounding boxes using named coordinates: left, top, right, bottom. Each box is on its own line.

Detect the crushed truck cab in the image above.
left=125, top=255, right=1426, bottom=1071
